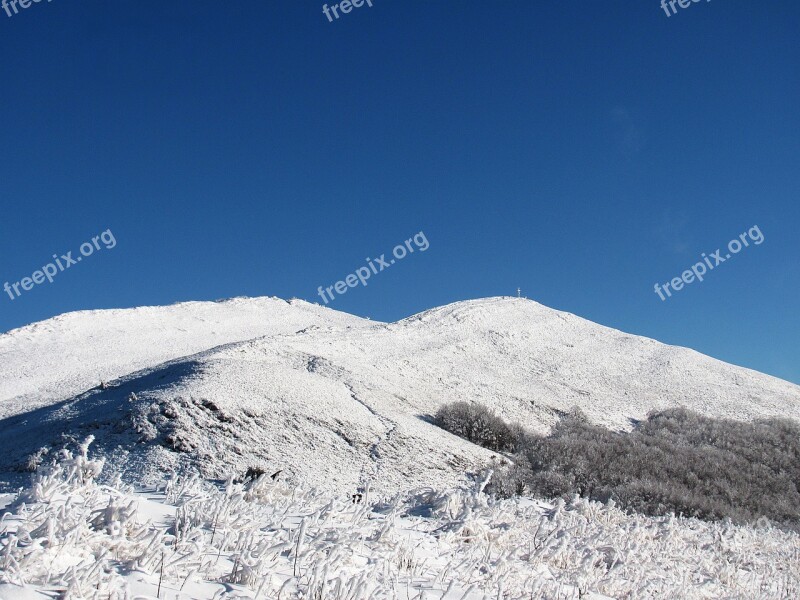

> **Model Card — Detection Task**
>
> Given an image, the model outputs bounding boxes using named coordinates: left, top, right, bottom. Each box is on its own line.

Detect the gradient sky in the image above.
left=0, top=1, right=798, bottom=384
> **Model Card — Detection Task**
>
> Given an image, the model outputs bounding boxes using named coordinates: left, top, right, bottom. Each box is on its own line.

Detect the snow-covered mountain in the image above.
left=0, top=297, right=367, bottom=418
left=2, top=296, right=799, bottom=496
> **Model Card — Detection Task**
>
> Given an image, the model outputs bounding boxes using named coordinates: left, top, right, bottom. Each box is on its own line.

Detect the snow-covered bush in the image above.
left=435, top=401, right=522, bottom=452
left=490, top=407, right=800, bottom=528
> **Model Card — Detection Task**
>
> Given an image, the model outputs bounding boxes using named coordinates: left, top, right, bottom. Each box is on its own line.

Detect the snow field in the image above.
left=1, top=440, right=799, bottom=600
left=0, top=297, right=369, bottom=418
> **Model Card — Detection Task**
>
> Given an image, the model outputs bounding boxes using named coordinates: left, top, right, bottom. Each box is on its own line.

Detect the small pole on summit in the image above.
left=517, top=287, right=521, bottom=298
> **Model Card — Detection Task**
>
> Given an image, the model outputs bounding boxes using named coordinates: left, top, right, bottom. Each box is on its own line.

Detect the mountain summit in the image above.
left=2, top=296, right=798, bottom=494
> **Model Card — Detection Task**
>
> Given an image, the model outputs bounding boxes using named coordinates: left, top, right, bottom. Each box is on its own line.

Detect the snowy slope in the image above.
left=0, top=296, right=368, bottom=418
left=1, top=296, right=799, bottom=497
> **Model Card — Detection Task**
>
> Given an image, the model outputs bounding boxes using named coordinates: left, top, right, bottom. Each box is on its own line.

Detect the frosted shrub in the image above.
left=489, top=406, right=800, bottom=528
left=2, top=440, right=799, bottom=599
left=435, top=401, right=522, bottom=452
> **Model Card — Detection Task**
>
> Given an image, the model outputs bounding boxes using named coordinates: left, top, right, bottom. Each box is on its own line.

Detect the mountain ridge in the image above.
left=1, top=295, right=798, bottom=495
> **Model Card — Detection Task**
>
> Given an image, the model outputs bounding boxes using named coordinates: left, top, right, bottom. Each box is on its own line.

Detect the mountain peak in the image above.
left=1, top=296, right=798, bottom=494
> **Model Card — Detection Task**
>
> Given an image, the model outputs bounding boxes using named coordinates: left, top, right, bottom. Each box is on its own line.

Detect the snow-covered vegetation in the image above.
left=1, top=439, right=799, bottom=600
left=433, top=402, right=800, bottom=528
left=435, top=401, right=523, bottom=453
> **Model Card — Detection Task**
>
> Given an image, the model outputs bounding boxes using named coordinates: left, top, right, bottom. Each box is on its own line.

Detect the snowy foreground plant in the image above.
left=1, top=440, right=799, bottom=599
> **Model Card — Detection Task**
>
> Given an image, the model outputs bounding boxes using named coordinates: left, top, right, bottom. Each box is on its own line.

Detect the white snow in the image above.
left=2, top=296, right=800, bottom=599
left=1, top=442, right=797, bottom=600
left=0, top=296, right=368, bottom=418
left=1, top=296, right=799, bottom=496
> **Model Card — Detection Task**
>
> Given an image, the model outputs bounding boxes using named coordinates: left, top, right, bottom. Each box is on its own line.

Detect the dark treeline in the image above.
left=435, top=402, right=800, bottom=527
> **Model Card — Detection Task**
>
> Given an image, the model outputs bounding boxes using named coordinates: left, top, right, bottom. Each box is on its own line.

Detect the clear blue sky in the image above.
left=0, top=1, right=798, bottom=384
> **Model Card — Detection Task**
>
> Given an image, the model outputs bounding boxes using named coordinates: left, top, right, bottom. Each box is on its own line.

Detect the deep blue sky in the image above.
left=1, top=1, right=798, bottom=384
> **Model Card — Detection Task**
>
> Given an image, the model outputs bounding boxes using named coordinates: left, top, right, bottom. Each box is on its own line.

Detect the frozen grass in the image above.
left=1, top=439, right=799, bottom=599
